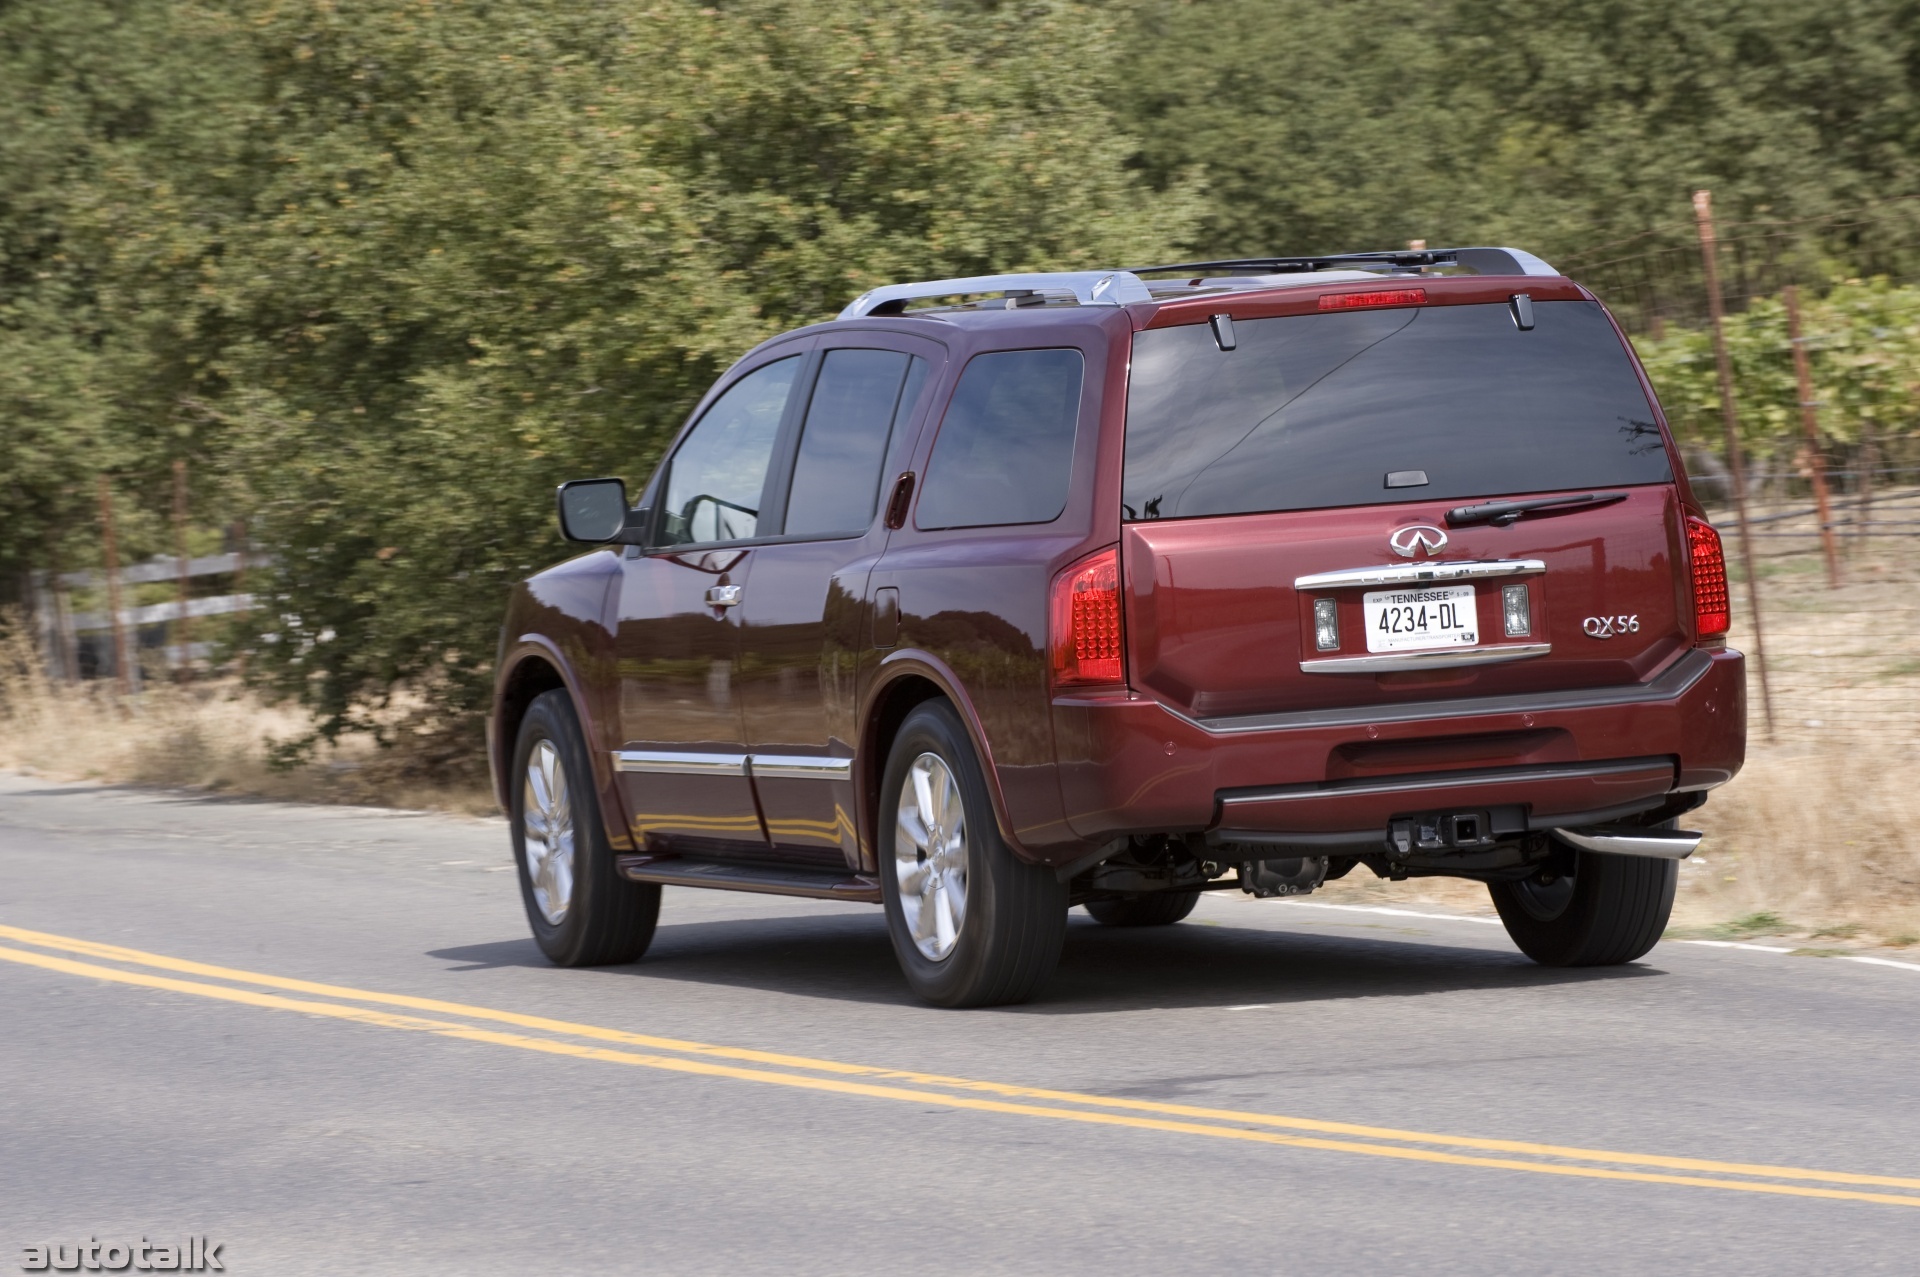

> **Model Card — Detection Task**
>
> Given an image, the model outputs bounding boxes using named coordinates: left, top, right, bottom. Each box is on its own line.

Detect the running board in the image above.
left=1552, top=826, right=1702, bottom=860
left=614, top=854, right=882, bottom=903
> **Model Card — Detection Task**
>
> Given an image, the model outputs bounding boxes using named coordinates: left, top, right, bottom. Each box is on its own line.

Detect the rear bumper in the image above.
left=1048, top=647, right=1745, bottom=847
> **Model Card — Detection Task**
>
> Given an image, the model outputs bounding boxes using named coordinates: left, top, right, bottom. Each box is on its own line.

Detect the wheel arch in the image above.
left=495, top=638, right=634, bottom=851
left=860, top=654, right=1032, bottom=870
left=493, top=645, right=569, bottom=811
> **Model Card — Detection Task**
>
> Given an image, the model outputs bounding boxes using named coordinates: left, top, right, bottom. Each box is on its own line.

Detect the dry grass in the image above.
left=0, top=620, right=495, bottom=816
left=1668, top=737, right=1920, bottom=945
left=1317, top=737, right=1920, bottom=950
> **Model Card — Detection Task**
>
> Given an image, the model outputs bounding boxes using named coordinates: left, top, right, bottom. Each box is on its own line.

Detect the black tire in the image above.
left=1489, top=839, right=1677, bottom=967
left=511, top=689, right=660, bottom=967
left=1084, top=891, right=1201, bottom=927
left=879, top=700, right=1067, bottom=1007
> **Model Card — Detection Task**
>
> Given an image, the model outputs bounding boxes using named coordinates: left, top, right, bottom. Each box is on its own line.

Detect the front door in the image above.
left=613, top=351, right=805, bottom=851
left=733, top=339, right=939, bottom=868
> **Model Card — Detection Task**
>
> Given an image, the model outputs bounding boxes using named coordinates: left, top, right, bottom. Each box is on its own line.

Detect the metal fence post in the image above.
left=1782, top=285, right=1841, bottom=587
left=1691, top=189, right=1776, bottom=739
left=97, top=475, right=133, bottom=696
left=172, top=459, right=193, bottom=680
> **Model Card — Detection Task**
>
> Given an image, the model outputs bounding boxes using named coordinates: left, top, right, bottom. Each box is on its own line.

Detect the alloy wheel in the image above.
left=522, top=739, right=576, bottom=925
left=893, top=752, right=970, bottom=961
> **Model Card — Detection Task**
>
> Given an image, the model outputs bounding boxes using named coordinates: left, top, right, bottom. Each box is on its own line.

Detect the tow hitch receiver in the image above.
left=1387, top=808, right=1516, bottom=858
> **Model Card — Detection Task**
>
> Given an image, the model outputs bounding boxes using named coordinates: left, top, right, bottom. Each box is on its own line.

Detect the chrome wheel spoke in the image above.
left=911, top=765, right=939, bottom=835
left=897, top=856, right=931, bottom=897
left=932, top=880, right=957, bottom=952
left=935, top=768, right=959, bottom=838
left=896, top=809, right=930, bottom=856
left=941, top=864, right=967, bottom=920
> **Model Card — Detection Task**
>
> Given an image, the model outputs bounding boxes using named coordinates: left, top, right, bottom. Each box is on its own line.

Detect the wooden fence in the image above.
left=29, top=553, right=267, bottom=689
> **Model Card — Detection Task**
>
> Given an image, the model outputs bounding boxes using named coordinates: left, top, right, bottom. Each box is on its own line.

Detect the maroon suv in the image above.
left=490, top=248, right=1745, bottom=1007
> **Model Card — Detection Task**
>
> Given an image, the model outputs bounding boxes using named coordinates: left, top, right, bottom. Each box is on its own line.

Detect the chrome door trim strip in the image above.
left=1218, top=756, right=1673, bottom=810
left=611, top=750, right=851, bottom=781
left=1181, top=648, right=1714, bottom=735
left=1293, top=559, right=1546, bottom=590
left=747, top=755, right=854, bottom=782
left=612, top=750, right=749, bottom=777
left=1300, top=642, right=1551, bottom=675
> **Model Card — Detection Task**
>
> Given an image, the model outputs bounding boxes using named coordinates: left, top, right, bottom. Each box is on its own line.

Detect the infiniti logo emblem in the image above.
left=1389, top=524, right=1449, bottom=558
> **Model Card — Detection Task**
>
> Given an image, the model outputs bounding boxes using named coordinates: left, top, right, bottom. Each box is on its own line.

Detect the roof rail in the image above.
left=838, top=270, right=1153, bottom=319
left=1126, top=247, right=1559, bottom=278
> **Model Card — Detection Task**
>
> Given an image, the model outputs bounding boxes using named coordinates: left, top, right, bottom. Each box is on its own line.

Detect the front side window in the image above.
left=659, top=356, right=800, bottom=547
left=916, top=348, right=1084, bottom=530
left=784, top=350, right=928, bottom=538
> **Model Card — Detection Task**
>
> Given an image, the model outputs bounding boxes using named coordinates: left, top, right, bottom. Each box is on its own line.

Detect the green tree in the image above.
left=1119, top=0, right=1920, bottom=261
left=14, top=0, right=1196, bottom=750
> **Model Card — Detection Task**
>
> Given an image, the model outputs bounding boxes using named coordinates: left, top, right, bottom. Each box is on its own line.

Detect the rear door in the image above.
left=732, top=336, right=939, bottom=868
left=1120, top=296, right=1689, bottom=723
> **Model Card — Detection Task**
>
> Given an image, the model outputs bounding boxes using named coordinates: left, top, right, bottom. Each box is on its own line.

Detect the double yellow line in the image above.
left=4, top=920, right=1918, bottom=1209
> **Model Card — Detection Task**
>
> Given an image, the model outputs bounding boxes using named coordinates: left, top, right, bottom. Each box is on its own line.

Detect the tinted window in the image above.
left=784, top=350, right=925, bottom=538
left=917, top=348, right=1084, bottom=529
left=660, top=356, right=799, bottom=546
left=1122, top=301, right=1670, bottom=521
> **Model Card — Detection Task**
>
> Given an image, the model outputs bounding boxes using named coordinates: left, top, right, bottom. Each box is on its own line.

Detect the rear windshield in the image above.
left=1122, top=300, right=1670, bottom=521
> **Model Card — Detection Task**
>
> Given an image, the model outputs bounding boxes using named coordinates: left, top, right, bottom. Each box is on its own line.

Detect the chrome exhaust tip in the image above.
left=1550, top=826, right=1702, bottom=860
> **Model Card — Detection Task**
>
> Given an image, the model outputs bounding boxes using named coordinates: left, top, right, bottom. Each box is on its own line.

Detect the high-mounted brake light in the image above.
left=1318, top=288, right=1427, bottom=312
left=1050, top=546, right=1124, bottom=688
left=1687, top=516, right=1730, bottom=639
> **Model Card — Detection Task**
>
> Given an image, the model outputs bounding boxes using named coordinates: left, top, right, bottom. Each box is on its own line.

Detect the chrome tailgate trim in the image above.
left=1180, top=648, right=1716, bottom=735
left=1217, top=756, right=1673, bottom=810
left=1301, top=643, right=1551, bottom=674
left=1293, top=559, right=1546, bottom=590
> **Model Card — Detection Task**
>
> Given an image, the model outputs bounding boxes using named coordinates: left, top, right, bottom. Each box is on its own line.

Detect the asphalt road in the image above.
left=3, top=773, right=1918, bottom=1275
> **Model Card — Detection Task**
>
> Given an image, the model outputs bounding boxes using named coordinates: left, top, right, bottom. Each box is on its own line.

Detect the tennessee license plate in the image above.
left=1363, top=584, right=1479, bottom=652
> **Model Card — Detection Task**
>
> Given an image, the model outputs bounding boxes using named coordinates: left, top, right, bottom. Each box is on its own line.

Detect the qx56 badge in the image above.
left=1583, top=614, right=1640, bottom=638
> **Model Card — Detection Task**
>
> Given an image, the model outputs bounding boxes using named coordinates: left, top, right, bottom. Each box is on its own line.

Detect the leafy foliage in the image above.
left=1121, top=0, right=1920, bottom=260
left=1635, top=277, right=1920, bottom=465
left=1, top=0, right=1196, bottom=743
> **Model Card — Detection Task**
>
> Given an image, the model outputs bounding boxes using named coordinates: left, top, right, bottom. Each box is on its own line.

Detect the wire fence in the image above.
left=1711, top=473, right=1920, bottom=742
left=1563, top=196, right=1920, bottom=744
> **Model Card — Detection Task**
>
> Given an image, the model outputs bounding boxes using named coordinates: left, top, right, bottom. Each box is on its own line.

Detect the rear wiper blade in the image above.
left=1445, top=491, right=1628, bottom=528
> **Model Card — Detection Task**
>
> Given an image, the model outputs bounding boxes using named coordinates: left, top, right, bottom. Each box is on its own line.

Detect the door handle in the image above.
left=706, top=584, right=743, bottom=608
left=884, top=471, right=915, bottom=530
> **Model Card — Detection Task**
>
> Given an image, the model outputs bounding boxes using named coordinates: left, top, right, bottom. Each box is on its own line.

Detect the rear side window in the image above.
left=784, top=350, right=927, bottom=538
left=917, top=348, right=1084, bottom=529
left=1122, top=301, right=1671, bottom=521
left=660, top=356, right=799, bottom=546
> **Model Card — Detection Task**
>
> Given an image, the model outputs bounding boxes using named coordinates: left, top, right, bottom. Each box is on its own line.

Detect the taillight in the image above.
left=1318, top=288, right=1426, bottom=312
left=1687, top=516, right=1730, bottom=639
left=1050, top=546, right=1124, bottom=688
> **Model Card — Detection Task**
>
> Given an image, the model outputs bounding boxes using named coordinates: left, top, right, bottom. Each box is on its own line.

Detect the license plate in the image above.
left=1363, top=584, right=1479, bottom=653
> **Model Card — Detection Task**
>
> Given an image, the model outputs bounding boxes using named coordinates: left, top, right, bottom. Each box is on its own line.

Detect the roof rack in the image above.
left=1125, top=247, right=1559, bottom=278
left=835, top=247, right=1558, bottom=319
left=838, top=271, right=1152, bottom=320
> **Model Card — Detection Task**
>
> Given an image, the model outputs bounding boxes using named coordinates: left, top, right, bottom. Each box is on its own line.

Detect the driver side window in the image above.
left=659, top=356, right=801, bottom=547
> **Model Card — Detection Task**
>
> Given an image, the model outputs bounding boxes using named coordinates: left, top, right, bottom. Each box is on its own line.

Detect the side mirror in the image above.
left=556, top=478, right=634, bottom=544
